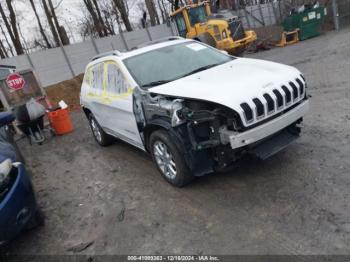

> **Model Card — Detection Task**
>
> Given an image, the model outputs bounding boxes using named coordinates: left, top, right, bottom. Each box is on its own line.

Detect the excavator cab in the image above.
left=170, top=1, right=257, bottom=54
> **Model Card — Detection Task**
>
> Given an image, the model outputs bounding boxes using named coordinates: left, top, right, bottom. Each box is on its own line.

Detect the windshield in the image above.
left=124, top=42, right=234, bottom=89
left=188, top=6, right=207, bottom=26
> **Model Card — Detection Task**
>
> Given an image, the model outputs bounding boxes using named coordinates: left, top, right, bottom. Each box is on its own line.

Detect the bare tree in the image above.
left=145, top=0, right=160, bottom=26
left=0, top=39, right=8, bottom=58
left=92, top=0, right=108, bottom=36
left=30, top=0, right=52, bottom=48
left=42, top=0, right=61, bottom=46
left=0, top=1, right=24, bottom=55
left=83, top=0, right=105, bottom=37
left=47, top=0, right=70, bottom=45
left=112, top=0, right=133, bottom=31
left=6, top=0, right=25, bottom=54
left=0, top=22, right=14, bottom=56
left=99, top=1, right=116, bottom=35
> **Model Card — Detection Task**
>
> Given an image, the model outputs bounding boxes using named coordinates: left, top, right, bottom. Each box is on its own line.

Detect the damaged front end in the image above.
left=133, top=87, right=305, bottom=176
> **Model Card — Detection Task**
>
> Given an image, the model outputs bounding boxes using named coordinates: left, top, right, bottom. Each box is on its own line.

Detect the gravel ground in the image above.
left=1, top=28, right=350, bottom=255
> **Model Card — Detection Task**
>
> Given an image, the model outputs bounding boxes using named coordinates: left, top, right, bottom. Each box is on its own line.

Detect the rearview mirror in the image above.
left=0, top=112, right=15, bottom=128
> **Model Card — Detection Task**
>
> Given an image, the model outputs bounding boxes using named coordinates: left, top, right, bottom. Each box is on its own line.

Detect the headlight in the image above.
left=222, top=30, right=227, bottom=39
left=0, top=159, right=12, bottom=192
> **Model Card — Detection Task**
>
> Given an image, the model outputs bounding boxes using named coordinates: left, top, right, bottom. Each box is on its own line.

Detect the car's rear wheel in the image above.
left=149, top=130, right=194, bottom=187
left=88, top=114, right=114, bottom=146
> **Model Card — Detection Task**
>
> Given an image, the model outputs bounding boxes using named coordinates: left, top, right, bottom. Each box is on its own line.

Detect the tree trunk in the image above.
left=157, top=0, right=166, bottom=23
left=47, top=0, right=69, bottom=45
left=42, top=0, right=61, bottom=46
left=29, top=0, right=52, bottom=48
left=58, top=26, right=70, bottom=46
left=92, top=0, right=109, bottom=36
left=5, top=0, right=24, bottom=54
left=0, top=2, right=23, bottom=55
left=83, top=0, right=104, bottom=37
left=0, top=40, right=7, bottom=58
left=0, top=23, right=14, bottom=56
left=113, top=0, right=133, bottom=32
left=161, top=0, right=169, bottom=21
left=145, top=0, right=160, bottom=26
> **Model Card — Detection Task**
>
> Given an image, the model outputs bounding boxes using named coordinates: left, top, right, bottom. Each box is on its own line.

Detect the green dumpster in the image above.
left=283, top=7, right=327, bottom=41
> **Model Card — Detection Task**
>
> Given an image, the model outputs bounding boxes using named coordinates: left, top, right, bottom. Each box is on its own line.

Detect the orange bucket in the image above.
left=48, top=108, right=73, bottom=135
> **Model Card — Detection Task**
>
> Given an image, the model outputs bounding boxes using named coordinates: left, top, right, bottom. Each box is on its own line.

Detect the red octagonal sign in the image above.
left=6, top=73, right=26, bottom=91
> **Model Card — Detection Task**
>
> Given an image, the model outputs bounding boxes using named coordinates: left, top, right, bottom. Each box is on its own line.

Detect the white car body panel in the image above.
left=149, top=57, right=304, bottom=127
left=80, top=57, right=144, bottom=150
left=81, top=38, right=309, bottom=162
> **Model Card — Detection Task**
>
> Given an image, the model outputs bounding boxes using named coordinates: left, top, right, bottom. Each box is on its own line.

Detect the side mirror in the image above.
left=220, top=50, right=229, bottom=55
left=0, top=112, right=15, bottom=128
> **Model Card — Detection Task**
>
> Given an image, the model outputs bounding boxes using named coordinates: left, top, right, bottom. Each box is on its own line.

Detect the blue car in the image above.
left=0, top=112, right=43, bottom=245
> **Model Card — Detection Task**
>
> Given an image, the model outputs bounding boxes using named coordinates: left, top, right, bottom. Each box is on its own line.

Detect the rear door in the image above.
left=82, top=62, right=107, bottom=127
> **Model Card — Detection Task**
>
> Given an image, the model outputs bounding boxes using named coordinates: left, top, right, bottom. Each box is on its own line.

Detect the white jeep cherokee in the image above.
left=80, top=37, right=309, bottom=187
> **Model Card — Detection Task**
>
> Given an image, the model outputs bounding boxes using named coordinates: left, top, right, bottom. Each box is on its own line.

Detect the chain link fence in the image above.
left=334, top=0, right=350, bottom=29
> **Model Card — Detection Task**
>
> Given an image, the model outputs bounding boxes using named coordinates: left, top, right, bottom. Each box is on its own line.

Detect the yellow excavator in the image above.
left=170, top=1, right=256, bottom=54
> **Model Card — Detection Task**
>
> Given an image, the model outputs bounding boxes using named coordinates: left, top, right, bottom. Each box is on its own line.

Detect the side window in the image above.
left=106, top=62, right=129, bottom=95
left=175, top=14, right=187, bottom=38
left=90, top=63, right=104, bottom=95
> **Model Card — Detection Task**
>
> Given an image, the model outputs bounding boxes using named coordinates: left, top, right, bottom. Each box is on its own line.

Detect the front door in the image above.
left=100, top=60, right=144, bottom=150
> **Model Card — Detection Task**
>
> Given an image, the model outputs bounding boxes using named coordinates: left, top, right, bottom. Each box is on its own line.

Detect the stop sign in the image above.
left=6, top=73, right=26, bottom=91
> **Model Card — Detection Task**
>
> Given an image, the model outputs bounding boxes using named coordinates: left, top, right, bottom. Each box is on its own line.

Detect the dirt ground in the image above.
left=45, top=74, right=83, bottom=109
left=1, top=28, right=350, bottom=256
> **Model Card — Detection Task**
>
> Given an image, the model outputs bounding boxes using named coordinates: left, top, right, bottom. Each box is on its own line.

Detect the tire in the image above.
left=149, top=129, right=194, bottom=187
left=88, top=114, right=114, bottom=147
left=25, top=208, right=45, bottom=230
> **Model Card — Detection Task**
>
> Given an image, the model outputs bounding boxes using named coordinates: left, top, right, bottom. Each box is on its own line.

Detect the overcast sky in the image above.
left=2, top=0, right=146, bottom=51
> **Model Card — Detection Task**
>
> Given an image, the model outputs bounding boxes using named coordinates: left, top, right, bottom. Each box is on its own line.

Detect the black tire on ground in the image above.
left=25, top=208, right=45, bottom=230
left=88, top=113, right=114, bottom=147
left=149, top=129, right=194, bottom=187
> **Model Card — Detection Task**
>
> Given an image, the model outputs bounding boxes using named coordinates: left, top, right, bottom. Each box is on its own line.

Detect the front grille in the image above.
left=273, top=89, right=283, bottom=108
left=239, top=77, right=306, bottom=126
left=240, top=102, right=253, bottom=122
left=289, top=82, right=299, bottom=100
left=263, top=93, right=274, bottom=112
left=252, top=98, right=264, bottom=117
left=296, top=78, right=305, bottom=96
left=281, top=85, right=292, bottom=104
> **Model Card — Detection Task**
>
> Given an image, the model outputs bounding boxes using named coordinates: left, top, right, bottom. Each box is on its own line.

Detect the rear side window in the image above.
left=84, top=63, right=104, bottom=96
left=106, top=62, right=128, bottom=95
left=91, top=63, right=104, bottom=95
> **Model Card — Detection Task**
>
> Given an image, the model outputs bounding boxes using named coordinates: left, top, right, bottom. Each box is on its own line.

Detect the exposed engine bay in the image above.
left=133, top=88, right=304, bottom=176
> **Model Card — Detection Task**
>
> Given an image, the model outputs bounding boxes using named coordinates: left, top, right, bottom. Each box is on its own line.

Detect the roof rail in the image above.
left=92, top=50, right=122, bottom=61
left=136, top=36, right=184, bottom=49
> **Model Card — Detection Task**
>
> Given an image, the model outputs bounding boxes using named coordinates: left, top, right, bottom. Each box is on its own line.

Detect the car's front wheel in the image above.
left=149, top=130, right=194, bottom=187
left=88, top=114, right=114, bottom=146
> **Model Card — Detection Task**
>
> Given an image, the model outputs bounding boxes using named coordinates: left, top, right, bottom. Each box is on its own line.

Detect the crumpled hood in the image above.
left=149, top=57, right=301, bottom=113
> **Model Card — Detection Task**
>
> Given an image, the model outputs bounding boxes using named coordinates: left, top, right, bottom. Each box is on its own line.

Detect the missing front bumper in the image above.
left=247, top=127, right=300, bottom=160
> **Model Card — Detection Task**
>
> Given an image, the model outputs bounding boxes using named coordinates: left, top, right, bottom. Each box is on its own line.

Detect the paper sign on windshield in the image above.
left=186, top=43, right=207, bottom=51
